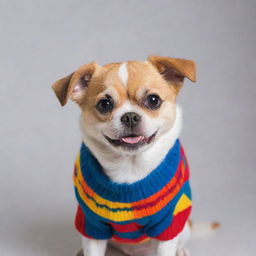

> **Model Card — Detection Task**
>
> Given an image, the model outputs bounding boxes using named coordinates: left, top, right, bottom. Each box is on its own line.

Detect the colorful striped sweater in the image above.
left=73, top=139, right=192, bottom=243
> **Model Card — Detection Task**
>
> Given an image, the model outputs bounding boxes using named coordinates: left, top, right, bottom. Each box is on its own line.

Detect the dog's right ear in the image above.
left=52, top=62, right=98, bottom=106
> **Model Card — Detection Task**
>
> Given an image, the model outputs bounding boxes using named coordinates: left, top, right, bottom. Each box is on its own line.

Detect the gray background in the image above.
left=0, top=0, right=255, bottom=255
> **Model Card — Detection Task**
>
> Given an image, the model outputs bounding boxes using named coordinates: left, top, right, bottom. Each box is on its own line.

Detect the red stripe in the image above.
left=74, top=205, right=92, bottom=238
left=132, top=154, right=189, bottom=211
left=155, top=206, right=192, bottom=241
left=110, top=222, right=142, bottom=233
left=180, top=146, right=190, bottom=181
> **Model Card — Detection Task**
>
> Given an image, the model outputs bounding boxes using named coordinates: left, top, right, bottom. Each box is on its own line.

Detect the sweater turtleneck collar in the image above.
left=77, top=139, right=181, bottom=203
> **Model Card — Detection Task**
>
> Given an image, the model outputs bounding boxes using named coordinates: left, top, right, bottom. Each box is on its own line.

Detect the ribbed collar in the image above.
left=79, top=139, right=181, bottom=203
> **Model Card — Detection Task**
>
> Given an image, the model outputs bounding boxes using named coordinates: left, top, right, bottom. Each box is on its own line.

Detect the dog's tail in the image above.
left=188, top=220, right=220, bottom=238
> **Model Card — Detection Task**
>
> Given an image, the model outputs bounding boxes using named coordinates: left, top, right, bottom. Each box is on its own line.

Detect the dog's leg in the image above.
left=80, top=236, right=107, bottom=256
left=156, top=222, right=192, bottom=256
left=176, top=222, right=191, bottom=256
left=156, top=235, right=179, bottom=256
left=176, top=248, right=191, bottom=256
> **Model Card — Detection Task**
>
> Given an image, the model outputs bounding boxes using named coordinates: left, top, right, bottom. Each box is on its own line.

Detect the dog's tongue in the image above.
left=121, top=136, right=143, bottom=144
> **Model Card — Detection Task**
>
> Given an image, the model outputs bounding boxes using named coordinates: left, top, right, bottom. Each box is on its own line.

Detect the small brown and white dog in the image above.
left=52, top=56, right=214, bottom=256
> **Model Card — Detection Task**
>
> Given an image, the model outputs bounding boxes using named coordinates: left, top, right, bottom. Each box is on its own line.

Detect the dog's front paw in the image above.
left=176, top=248, right=190, bottom=256
left=76, top=249, right=84, bottom=256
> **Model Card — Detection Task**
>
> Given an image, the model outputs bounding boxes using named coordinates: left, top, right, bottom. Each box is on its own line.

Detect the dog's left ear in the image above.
left=52, top=62, right=99, bottom=106
left=148, top=55, right=196, bottom=92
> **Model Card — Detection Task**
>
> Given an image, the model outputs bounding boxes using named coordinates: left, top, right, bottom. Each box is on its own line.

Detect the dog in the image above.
left=52, top=55, right=203, bottom=256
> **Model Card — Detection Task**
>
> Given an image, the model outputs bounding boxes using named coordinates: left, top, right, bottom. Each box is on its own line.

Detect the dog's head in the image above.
left=52, top=56, right=196, bottom=154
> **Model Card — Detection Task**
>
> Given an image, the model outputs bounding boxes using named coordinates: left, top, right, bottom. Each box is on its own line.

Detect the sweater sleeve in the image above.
left=75, top=205, right=113, bottom=240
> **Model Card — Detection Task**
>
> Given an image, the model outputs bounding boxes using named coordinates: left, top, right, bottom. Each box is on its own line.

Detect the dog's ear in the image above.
left=148, top=55, right=196, bottom=92
left=52, top=62, right=98, bottom=106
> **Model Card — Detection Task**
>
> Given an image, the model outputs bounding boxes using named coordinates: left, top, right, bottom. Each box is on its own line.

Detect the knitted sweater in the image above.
left=73, top=139, right=192, bottom=243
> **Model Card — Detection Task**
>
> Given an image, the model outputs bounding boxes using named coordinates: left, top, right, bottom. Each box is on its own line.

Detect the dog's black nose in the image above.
left=121, top=112, right=141, bottom=128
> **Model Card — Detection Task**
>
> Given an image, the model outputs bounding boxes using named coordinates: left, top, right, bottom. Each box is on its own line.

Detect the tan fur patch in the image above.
left=188, top=219, right=193, bottom=228
left=52, top=56, right=196, bottom=124
left=211, top=222, right=221, bottom=229
left=124, top=61, right=176, bottom=118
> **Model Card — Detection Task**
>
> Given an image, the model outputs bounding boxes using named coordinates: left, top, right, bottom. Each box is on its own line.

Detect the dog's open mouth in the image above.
left=104, top=132, right=157, bottom=150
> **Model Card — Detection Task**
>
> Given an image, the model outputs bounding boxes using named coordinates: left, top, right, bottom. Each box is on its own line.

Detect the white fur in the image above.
left=118, top=63, right=128, bottom=86
left=176, top=248, right=191, bottom=256
left=100, top=100, right=162, bottom=144
left=157, top=235, right=179, bottom=256
left=71, top=83, right=85, bottom=102
left=79, top=103, right=189, bottom=256
left=80, top=104, right=182, bottom=184
left=81, top=237, right=107, bottom=256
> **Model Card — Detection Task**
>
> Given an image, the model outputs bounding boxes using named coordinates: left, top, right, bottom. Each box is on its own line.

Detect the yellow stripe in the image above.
left=173, top=194, right=191, bottom=215
left=75, top=153, right=133, bottom=209
left=74, top=153, right=190, bottom=222
left=74, top=153, right=134, bottom=222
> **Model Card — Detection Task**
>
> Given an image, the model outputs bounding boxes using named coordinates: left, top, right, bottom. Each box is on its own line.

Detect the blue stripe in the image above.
left=114, top=229, right=144, bottom=239
left=77, top=180, right=133, bottom=212
left=75, top=188, right=113, bottom=239
left=79, top=139, right=181, bottom=203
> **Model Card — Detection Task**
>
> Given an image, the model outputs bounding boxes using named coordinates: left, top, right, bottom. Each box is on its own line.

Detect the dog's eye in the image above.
left=144, top=94, right=162, bottom=110
left=96, top=98, right=114, bottom=114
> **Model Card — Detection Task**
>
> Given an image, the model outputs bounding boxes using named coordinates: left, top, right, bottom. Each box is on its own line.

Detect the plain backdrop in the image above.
left=0, top=1, right=255, bottom=256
